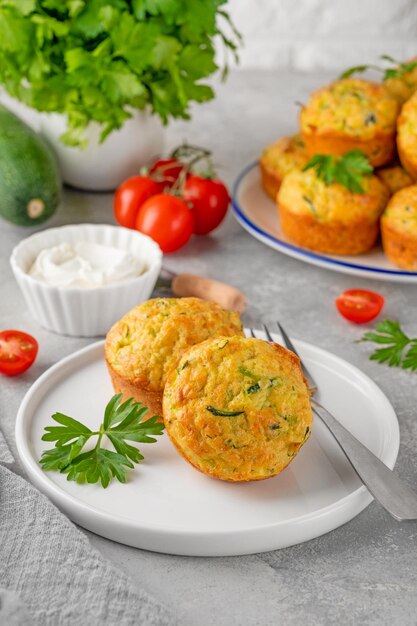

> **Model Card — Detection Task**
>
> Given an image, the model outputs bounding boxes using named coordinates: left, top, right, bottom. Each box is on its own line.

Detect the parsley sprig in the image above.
left=340, top=55, right=417, bottom=82
left=361, top=321, right=417, bottom=370
left=39, top=395, right=164, bottom=488
left=303, top=150, right=373, bottom=193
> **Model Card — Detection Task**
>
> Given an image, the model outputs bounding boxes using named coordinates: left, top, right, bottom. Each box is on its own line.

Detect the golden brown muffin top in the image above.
left=163, top=336, right=313, bottom=482
left=105, top=297, right=243, bottom=392
left=382, top=184, right=417, bottom=236
left=376, top=165, right=413, bottom=195
left=300, top=79, right=400, bottom=139
left=260, top=135, right=309, bottom=177
left=278, top=168, right=390, bottom=223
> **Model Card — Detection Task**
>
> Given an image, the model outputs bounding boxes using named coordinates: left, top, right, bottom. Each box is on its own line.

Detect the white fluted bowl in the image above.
left=10, top=224, right=162, bottom=337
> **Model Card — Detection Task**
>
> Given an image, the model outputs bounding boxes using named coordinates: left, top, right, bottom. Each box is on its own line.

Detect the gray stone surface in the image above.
left=1, top=71, right=417, bottom=625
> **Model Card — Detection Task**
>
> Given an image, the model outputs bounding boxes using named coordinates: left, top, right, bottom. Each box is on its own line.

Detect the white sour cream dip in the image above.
left=29, top=241, right=146, bottom=288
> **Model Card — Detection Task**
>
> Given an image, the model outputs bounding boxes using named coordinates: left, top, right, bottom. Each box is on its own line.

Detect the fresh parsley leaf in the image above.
left=403, top=341, right=417, bottom=371
left=360, top=320, right=417, bottom=370
left=339, top=65, right=371, bottom=79
left=340, top=55, right=417, bottom=83
left=303, top=150, right=373, bottom=193
left=39, top=394, right=164, bottom=488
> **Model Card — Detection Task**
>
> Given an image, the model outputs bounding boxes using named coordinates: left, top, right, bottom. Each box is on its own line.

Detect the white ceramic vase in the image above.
left=38, top=109, right=164, bottom=191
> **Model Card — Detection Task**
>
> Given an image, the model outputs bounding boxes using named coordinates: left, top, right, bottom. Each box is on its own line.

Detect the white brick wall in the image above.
left=227, top=0, right=417, bottom=70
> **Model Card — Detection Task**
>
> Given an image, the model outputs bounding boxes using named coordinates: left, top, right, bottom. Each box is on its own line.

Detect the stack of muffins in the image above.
left=105, top=297, right=313, bottom=483
left=260, top=64, right=417, bottom=270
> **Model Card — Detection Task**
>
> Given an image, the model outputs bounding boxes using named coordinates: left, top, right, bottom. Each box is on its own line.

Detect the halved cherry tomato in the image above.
left=149, top=158, right=186, bottom=188
left=135, top=194, right=194, bottom=253
left=335, top=289, right=385, bottom=324
left=114, top=175, right=161, bottom=229
left=0, top=330, right=38, bottom=376
left=183, top=175, right=230, bottom=235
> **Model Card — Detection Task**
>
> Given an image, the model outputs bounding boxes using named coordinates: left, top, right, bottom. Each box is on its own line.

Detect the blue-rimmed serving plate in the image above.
left=232, top=162, right=417, bottom=283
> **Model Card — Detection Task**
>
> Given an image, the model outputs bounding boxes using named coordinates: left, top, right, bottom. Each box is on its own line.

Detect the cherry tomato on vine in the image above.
left=183, top=175, right=230, bottom=235
left=0, top=330, right=38, bottom=376
left=114, top=175, right=161, bottom=229
left=149, top=158, right=186, bottom=187
left=335, top=289, right=385, bottom=324
left=135, top=194, right=194, bottom=253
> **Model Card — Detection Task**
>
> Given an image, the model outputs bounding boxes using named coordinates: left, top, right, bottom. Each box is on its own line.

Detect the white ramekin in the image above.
left=10, top=224, right=162, bottom=337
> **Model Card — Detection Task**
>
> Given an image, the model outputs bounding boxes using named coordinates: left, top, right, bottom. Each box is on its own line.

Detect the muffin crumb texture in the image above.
left=300, top=79, right=400, bottom=167
left=278, top=168, right=390, bottom=255
left=163, top=336, right=313, bottom=482
left=105, top=298, right=244, bottom=411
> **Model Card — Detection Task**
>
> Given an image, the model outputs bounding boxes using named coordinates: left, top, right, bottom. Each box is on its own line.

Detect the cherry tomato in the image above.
left=0, top=330, right=38, bottom=376
left=136, top=194, right=194, bottom=253
left=335, top=289, right=385, bottom=324
left=114, top=176, right=161, bottom=229
left=183, top=175, right=230, bottom=235
left=149, top=158, right=185, bottom=187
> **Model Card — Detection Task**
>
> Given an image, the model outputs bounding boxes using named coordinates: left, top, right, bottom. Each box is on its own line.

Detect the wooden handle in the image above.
left=171, top=273, right=246, bottom=313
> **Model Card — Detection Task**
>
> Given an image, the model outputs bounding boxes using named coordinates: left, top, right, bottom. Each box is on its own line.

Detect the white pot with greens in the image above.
left=39, top=110, right=163, bottom=191
left=0, top=1, right=240, bottom=192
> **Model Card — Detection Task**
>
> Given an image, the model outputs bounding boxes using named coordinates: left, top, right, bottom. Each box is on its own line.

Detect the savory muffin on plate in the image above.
left=381, top=184, right=417, bottom=270
left=277, top=155, right=390, bottom=255
left=397, top=90, right=417, bottom=180
left=300, top=78, right=400, bottom=167
left=163, top=336, right=313, bottom=482
left=259, top=135, right=309, bottom=200
left=376, top=164, right=413, bottom=195
left=105, top=297, right=243, bottom=416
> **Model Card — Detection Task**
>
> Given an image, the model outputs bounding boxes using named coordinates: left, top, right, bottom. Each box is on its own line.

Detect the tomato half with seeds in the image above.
left=0, top=330, right=38, bottom=376
left=335, top=289, right=385, bottom=324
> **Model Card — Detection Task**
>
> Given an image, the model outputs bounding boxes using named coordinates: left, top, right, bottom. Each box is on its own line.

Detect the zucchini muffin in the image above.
left=163, top=336, right=313, bottom=482
left=385, top=58, right=417, bottom=104
left=105, top=297, right=243, bottom=416
left=381, top=185, right=417, bottom=270
left=277, top=168, right=390, bottom=255
left=397, top=90, right=417, bottom=180
left=259, top=135, right=309, bottom=200
left=376, top=164, right=413, bottom=195
left=300, top=79, right=400, bottom=167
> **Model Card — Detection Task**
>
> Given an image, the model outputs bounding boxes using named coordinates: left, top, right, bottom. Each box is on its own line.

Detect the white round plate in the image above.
left=232, top=162, right=417, bottom=283
left=16, top=332, right=399, bottom=557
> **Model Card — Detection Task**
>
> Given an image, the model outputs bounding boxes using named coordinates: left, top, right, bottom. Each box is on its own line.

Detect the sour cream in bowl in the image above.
left=10, top=224, right=162, bottom=337
left=29, top=241, right=147, bottom=288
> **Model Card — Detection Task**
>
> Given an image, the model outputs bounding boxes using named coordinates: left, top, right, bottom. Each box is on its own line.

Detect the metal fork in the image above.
left=248, top=322, right=417, bottom=521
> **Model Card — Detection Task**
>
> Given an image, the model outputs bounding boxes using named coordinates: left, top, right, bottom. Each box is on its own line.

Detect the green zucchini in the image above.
left=0, top=105, right=61, bottom=226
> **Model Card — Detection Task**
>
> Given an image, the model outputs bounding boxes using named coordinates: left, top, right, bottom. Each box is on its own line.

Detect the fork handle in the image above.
left=311, top=399, right=417, bottom=521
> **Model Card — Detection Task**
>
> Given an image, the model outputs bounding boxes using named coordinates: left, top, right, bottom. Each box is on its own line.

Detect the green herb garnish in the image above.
left=247, top=383, right=261, bottom=394
left=340, top=55, right=417, bottom=82
left=360, top=320, right=417, bottom=370
left=39, top=394, right=164, bottom=488
left=339, top=64, right=375, bottom=79
left=303, top=150, right=373, bottom=193
left=206, top=406, right=244, bottom=417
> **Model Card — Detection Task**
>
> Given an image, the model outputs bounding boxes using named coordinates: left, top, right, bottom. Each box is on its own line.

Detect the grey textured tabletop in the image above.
left=1, top=71, right=417, bottom=626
